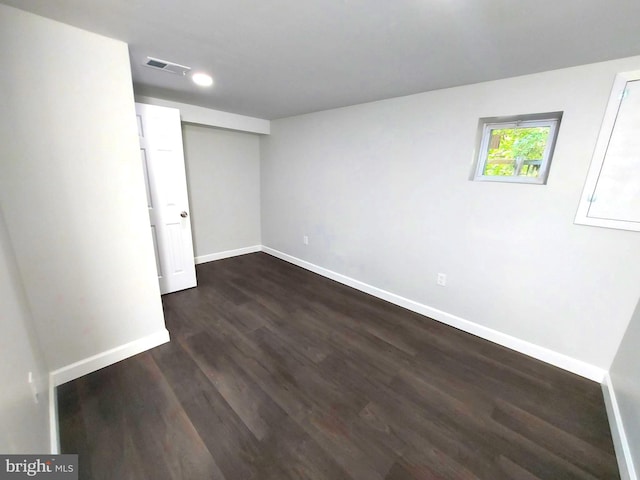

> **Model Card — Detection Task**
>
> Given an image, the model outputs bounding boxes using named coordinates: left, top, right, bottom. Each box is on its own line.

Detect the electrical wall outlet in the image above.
left=437, top=273, right=447, bottom=286
left=303, top=235, right=309, bottom=245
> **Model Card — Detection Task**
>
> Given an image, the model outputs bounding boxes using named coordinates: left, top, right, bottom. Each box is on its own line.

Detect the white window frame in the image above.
left=575, top=70, right=640, bottom=232
left=473, top=113, right=561, bottom=185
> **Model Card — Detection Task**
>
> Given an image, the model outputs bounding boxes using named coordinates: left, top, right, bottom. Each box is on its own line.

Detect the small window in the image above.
left=473, top=112, right=562, bottom=184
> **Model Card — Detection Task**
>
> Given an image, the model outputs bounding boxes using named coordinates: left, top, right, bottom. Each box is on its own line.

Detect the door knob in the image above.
left=180, top=211, right=188, bottom=218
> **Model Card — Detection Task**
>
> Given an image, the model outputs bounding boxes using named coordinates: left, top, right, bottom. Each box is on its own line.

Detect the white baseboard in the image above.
left=262, top=246, right=606, bottom=382
left=602, top=374, right=638, bottom=480
left=50, top=329, right=170, bottom=387
left=195, top=245, right=262, bottom=265
left=49, top=375, right=59, bottom=454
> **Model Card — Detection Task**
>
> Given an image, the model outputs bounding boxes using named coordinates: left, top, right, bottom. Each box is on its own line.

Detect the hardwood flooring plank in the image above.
left=204, top=320, right=394, bottom=479
left=387, top=445, right=484, bottom=480
left=57, top=252, right=620, bottom=480
left=150, top=340, right=261, bottom=480
left=496, top=455, right=545, bottom=480
left=112, top=354, right=224, bottom=480
left=491, top=399, right=619, bottom=479
left=187, top=327, right=379, bottom=480
left=181, top=330, right=288, bottom=442
left=256, top=417, right=354, bottom=480
left=73, top=368, right=151, bottom=480
left=245, top=327, right=394, bottom=480
left=57, top=382, right=94, bottom=480
left=411, top=336, right=613, bottom=452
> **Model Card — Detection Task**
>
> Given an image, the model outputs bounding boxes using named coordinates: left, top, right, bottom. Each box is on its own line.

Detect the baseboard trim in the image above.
left=195, top=245, right=262, bottom=265
left=49, top=375, right=59, bottom=454
left=261, top=246, right=606, bottom=382
left=603, top=374, right=638, bottom=480
left=50, top=329, right=170, bottom=387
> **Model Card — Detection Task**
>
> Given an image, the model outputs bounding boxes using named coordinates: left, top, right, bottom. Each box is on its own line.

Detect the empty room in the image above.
left=1, top=1, right=639, bottom=479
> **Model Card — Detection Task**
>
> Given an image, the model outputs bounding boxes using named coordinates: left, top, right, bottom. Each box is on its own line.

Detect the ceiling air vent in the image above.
left=144, top=57, right=191, bottom=76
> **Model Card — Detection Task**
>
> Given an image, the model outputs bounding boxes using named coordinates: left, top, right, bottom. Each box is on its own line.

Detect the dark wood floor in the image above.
left=58, top=252, right=619, bottom=480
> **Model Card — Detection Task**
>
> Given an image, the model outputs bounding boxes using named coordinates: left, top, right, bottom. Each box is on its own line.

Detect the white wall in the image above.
left=136, top=95, right=270, bottom=134
left=0, top=205, right=50, bottom=453
left=182, top=124, right=261, bottom=258
left=0, top=5, right=167, bottom=372
left=261, top=55, right=640, bottom=371
left=610, top=298, right=640, bottom=477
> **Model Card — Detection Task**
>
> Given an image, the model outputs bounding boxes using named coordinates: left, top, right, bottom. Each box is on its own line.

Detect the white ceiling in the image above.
left=3, top=0, right=640, bottom=119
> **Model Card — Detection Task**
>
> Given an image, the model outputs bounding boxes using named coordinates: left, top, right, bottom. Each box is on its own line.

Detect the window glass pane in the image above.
left=484, top=126, right=551, bottom=177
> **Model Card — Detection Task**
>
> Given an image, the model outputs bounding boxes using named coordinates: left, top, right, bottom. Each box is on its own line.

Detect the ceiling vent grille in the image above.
left=144, top=57, right=191, bottom=76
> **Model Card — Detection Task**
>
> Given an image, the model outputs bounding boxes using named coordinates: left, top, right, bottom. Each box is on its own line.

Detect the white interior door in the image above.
left=136, top=103, right=197, bottom=294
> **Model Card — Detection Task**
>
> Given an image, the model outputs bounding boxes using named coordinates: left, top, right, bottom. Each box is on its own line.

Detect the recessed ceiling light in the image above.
left=192, top=72, right=214, bottom=87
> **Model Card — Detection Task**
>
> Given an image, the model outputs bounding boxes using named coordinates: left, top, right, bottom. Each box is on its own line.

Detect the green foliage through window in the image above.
left=474, top=113, right=561, bottom=184
left=484, top=126, right=550, bottom=177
